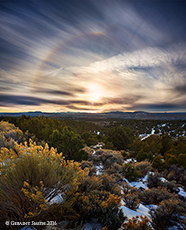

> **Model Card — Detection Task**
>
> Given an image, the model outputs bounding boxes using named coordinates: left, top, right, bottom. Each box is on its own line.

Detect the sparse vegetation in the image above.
left=0, top=118, right=186, bottom=229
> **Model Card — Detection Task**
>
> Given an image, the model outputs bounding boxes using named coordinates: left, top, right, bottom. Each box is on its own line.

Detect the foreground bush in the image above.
left=121, top=215, right=153, bottom=230
left=150, top=199, right=186, bottom=230
left=0, top=140, right=88, bottom=226
left=73, top=173, right=124, bottom=229
left=75, top=190, right=125, bottom=230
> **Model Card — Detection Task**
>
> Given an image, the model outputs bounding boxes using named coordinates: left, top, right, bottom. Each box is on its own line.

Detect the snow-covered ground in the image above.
left=140, top=127, right=156, bottom=141
left=178, top=187, right=186, bottom=197
left=48, top=193, right=63, bottom=204
left=124, top=158, right=137, bottom=164
left=120, top=203, right=155, bottom=220
left=129, top=175, right=149, bottom=190
left=95, top=162, right=104, bottom=175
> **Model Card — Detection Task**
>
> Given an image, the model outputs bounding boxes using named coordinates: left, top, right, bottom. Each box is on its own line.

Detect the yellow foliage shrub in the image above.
left=122, top=215, right=153, bottom=230
left=0, top=140, right=88, bottom=225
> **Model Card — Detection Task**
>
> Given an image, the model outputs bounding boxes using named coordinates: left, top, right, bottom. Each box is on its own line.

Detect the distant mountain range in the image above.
left=0, top=111, right=186, bottom=120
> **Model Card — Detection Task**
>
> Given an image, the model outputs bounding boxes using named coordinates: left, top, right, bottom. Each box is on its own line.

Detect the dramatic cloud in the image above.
left=0, top=0, right=186, bottom=112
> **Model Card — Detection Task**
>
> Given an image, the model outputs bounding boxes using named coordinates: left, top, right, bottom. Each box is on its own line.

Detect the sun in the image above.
left=86, top=83, right=105, bottom=102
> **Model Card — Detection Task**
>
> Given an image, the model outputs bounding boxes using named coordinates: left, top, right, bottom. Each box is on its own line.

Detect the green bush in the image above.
left=177, top=153, right=186, bottom=168
left=49, top=127, right=88, bottom=161
left=136, top=149, right=148, bottom=162
left=81, top=132, right=98, bottom=146
left=103, top=141, right=116, bottom=150
left=105, top=126, right=134, bottom=151
left=123, top=163, right=140, bottom=182
left=152, top=156, right=165, bottom=172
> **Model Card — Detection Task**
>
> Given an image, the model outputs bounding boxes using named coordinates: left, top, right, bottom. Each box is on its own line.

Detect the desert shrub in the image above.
left=0, top=140, right=88, bottom=225
left=105, top=162, right=123, bottom=175
left=166, top=165, right=186, bottom=186
left=0, top=121, right=25, bottom=151
left=74, top=190, right=125, bottom=230
left=77, top=175, right=103, bottom=193
left=134, top=160, right=152, bottom=177
left=163, top=180, right=180, bottom=193
left=101, top=174, right=121, bottom=195
left=120, top=150, right=129, bottom=159
left=73, top=173, right=124, bottom=229
left=80, top=160, right=96, bottom=176
left=150, top=199, right=186, bottom=230
left=147, top=173, right=163, bottom=188
left=121, top=182, right=140, bottom=210
left=90, top=149, right=124, bottom=170
left=147, top=172, right=180, bottom=193
left=121, top=182, right=133, bottom=194
left=100, top=150, right=124, bottom=168
left=77, top=173, right=121, bottom=196
left=139, top=187, right=173, bottom=205
left=110, top=172, right=123, bottom=183
left=167, top=170, right=176, bottom=180
left=121, top=215, right=153, bottom=230
left=123, top=192, right=140, bottom=211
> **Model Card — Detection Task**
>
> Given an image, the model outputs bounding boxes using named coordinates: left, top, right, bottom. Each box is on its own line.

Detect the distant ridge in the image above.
left=0, top=111, right=186, bottom=120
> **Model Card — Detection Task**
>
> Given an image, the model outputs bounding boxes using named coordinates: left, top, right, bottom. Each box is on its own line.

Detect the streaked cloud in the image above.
left=0, top=0, right=186, bottom=112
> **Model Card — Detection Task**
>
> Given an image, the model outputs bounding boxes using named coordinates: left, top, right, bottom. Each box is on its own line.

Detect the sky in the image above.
left=0, top=0, right=186, bottom=113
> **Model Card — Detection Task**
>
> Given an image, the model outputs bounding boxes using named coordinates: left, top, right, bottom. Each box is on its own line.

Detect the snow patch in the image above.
left=140, top=127, right=155, bottom=141
left=121, top=204, right=151, bottom=220
left=49, top=193, right=63, bottom=204
left=130, top=180, right=148, bottom=190
left=178, top=187, right=186, bottom=198
left=95, top=163, right=104, bottom=175
left=84, top=220, right=102, bottom=230
left=124, top=158, right=137, bottom=164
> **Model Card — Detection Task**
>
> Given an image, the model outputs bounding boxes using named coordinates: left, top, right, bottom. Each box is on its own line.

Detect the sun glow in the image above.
left=86, top=83, right=105, bottom=102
